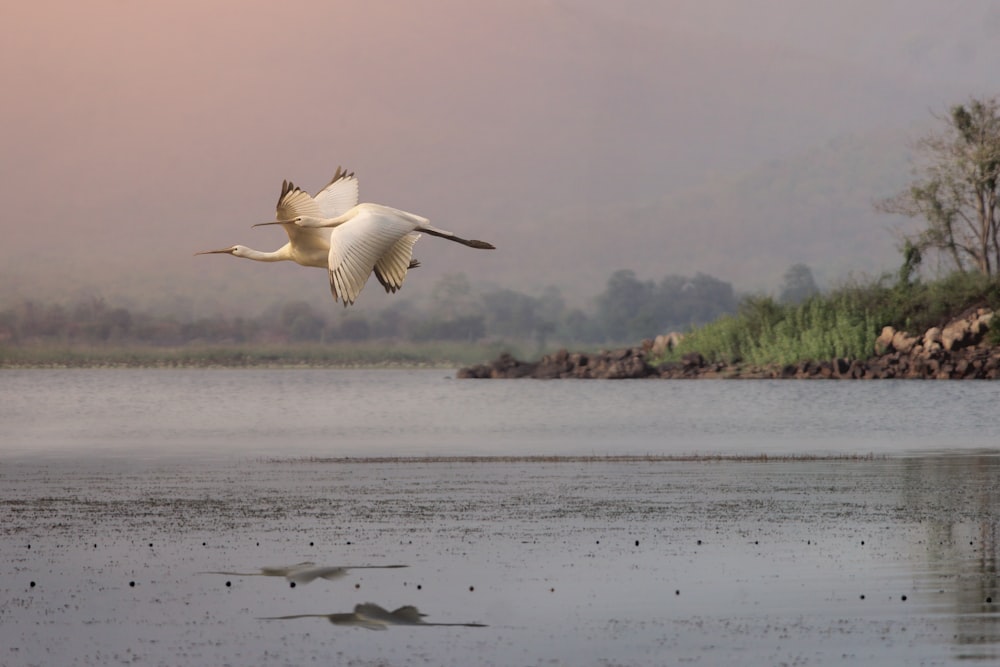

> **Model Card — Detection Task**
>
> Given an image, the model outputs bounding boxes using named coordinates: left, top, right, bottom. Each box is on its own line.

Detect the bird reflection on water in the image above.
left=261, top=602, right=487, bottom=630
left=199, top=561, right=407, bottom=585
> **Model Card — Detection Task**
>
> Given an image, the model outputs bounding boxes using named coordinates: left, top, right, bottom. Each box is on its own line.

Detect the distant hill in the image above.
left=474, top=128, right=921, bottom=299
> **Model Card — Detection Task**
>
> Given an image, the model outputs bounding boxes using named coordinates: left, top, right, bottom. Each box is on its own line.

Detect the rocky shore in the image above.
left=457, top=308, right=1000, bottom=379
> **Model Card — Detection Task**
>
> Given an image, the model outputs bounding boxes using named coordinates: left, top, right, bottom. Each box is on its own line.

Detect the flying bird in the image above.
left=253, top=188, right=496, bottom=306
left=199, top=561, right=407, bottom=585
left=261, top=602, right=487, bottom=629
left=195, top=168, right=421, bottom=301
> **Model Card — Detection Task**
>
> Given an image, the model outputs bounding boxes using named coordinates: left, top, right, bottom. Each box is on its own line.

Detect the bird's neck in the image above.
left=243, top=245, right=292, bottom=262
left=298, top=213, right=351, bottom=228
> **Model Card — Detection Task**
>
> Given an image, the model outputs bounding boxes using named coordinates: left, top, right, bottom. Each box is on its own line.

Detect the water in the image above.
left=2, top=370, right=1000, bottom=665
left=2, top=369, right=1000, bottom=459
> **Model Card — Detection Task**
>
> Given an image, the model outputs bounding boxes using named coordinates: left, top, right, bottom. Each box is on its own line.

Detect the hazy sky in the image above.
left=3, top=1, right=999, bottom=315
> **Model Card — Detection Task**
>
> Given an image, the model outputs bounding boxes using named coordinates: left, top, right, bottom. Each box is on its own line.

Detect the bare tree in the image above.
left=877, top=96, right=1000, bottom=276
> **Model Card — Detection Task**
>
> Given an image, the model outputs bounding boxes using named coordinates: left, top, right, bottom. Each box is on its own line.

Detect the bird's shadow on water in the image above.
left=198, top=561, right=408, bottom=586
left=259, top=602, right=488, bottom=630
left=198, top=561, right=487, bottom=629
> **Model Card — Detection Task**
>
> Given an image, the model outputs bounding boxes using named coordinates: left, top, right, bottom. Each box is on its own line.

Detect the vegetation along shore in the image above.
left=7, top=97, right=1000, bottom=376
left=464, top=97, right=1000, bottom=380
left=458, top=271, right=1000, bottom=380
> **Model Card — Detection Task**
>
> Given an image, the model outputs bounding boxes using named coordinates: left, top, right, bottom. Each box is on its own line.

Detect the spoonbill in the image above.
left=199, top=561, right=407, bottom=585
left=195, top=167, right=421, bottom=301
left=261, top=602, right=487, bottom=629
left=253, top=190, right=496, bottom=306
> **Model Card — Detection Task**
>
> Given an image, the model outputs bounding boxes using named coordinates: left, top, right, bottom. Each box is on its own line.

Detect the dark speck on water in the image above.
left=3, top=369, right=1000, bottom=665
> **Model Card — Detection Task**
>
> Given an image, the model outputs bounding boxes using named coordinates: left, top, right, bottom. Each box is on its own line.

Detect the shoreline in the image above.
left=458, top=307, right=1000, bottom=380
left=456, top=343, right=1000, bottom=379
left=262, top=453, right=884, bottom=464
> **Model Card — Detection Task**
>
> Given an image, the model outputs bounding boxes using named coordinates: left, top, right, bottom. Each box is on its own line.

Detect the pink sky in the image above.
left=2, top=1, right=999, bottom=314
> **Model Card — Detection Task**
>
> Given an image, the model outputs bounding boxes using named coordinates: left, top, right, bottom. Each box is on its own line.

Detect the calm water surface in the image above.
left=2, top=370, right=1000, bottom=666
left=2, top=369, right=1000, bottom=458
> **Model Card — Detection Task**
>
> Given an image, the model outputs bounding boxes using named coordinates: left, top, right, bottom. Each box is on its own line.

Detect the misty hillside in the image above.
left=497, top=129, right=920, bottom=299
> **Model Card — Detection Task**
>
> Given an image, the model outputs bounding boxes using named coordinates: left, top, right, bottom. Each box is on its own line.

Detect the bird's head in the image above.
left=254, top=215, right=332, bottom=229
left=253, top=217, right=301, bottom=228
left=195, top=245, right=244, bottom=257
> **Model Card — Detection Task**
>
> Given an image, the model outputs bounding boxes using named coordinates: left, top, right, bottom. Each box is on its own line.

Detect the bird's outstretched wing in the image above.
left=313, top=167, right=360, bottom=218
left=275, top=180, right=322, bottom=220
left=374, top=233, right=420, bottom=294
left=273, top=180, right=331, bottom=253
left=327, top=208, right=416, bottom=305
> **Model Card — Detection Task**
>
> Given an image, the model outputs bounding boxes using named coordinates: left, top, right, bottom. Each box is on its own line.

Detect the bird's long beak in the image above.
left=194, top=248, right=235, bottom=256
left=252, top=219, right=295, bottom=228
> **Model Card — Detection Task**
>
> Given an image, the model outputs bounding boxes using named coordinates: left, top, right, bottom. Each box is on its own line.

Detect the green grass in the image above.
left=654, top=272, right=1000, bottom=367
left=0, top=340, right=532, bottom=369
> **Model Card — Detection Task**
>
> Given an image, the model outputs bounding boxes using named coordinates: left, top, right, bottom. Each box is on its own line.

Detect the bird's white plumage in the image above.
left=326, top=205, right=430, bottom=305
left=272, top=170, right=358, bottom=268
left=265, top=169, right=420, bottom=291
left=374, top=232, right=421, bottom=293
left=313, top=171, right=360, bottom=218
left=198, top=167, right=494, bottom=305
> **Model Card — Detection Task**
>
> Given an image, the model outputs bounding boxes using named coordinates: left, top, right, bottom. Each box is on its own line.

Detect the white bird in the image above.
left=260, top=602, right=487, bottom=629
left=254, top=196, right=496, bottom=306
left=199, top=561, right=407, bottom=585
left=195, top=168, right=421, bottom=300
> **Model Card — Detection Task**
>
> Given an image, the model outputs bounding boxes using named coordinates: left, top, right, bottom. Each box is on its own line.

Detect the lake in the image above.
left=2, top=370, right=1000, bottom=665
left=3, top=369, right=1000, bottom=459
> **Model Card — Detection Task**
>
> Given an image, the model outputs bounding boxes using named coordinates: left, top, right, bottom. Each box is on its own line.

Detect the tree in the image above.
left=481, top=288, right=538, bottom=339
left=877, top=96, right=1000, bottom=276
left=430, top=273, right=478, bottom=320
left=667, top=272, right=739, bottom=325
left=778, top=263, right=819, bottom=304
left=281, top=301, right=324, bottom=342
left=596, top=270, right=655, bottom=341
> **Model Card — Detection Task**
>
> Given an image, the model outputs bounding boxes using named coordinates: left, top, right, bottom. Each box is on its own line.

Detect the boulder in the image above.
left=891, top=330, right=919, bottom=354
left=875, top=326, right=896, bottom=353
left=971, top=309, right=994, bottom=336
left=942, top=307, right=994, bottom=350
left=922, top=327, right=942, bottom=353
